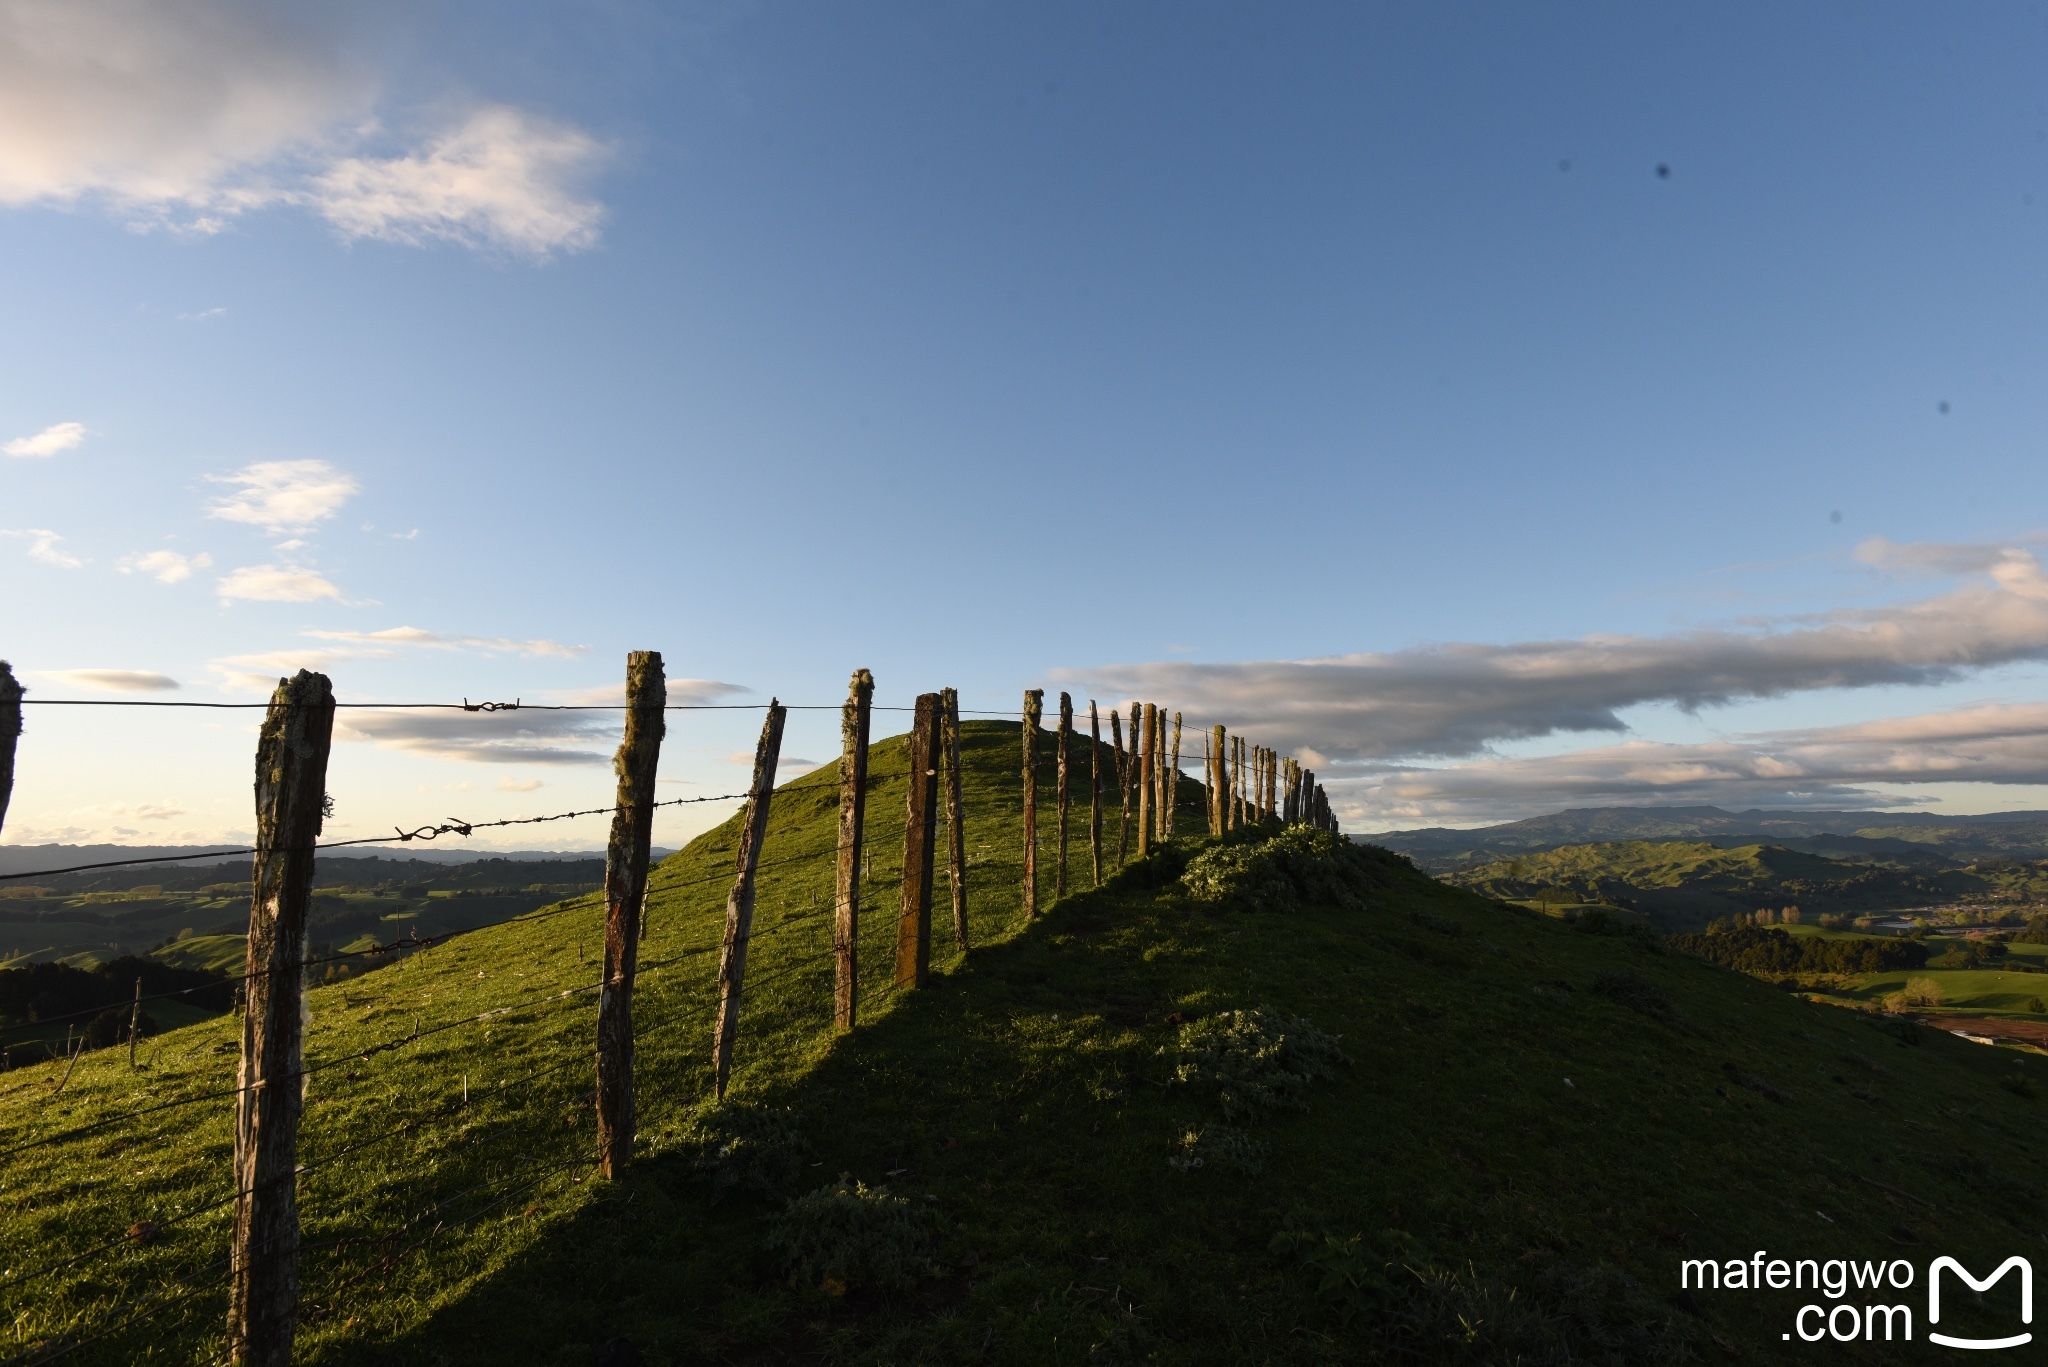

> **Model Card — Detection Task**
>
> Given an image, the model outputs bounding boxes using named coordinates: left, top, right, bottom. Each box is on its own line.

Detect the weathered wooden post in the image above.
left=1088, top=701, right=1104, bottom=886
left=227, top=669, right=333, bottom=1367
left=1111, top=707, right=1130, bottom=864
left=1055, top=692, right=1072, bottom=900
left=1136, top=703, right=1155, bottom=857
left=834, top=669, right=873, bottom=1031
left=1021, top=690, right=1042, bottom=917
left=1166, top=712, right=1183, bottom=839
left=713, top=699, right=784, bottom=1101
left=896, top=693, right=941, bottom=985
left=127, top=977, right=141, bottom=1068
left=941, top=687, right=969, bottom=950
left=0, top=661, right=20, bottom=838
left=1211, top=726, right=1227, bottom=835
left=597, top=652, right=666, bottom=1159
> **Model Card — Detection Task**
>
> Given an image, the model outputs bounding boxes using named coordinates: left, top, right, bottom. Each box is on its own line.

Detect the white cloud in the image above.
left=209, top=645, right=383, bottom=693
left=2, top=528, right=85, bottom=567
left=496, top=776, right=542, bottom=792
left=310, top=105, right=605, bottom=258
left=552, top=678, right=750, bottom=706
left=1060, top=541, right=2048, bottom=764
left=207, top=459, right=357, bottom=532
left=42, top=668, right=179, bottom=692
left=3, top=421, right=85, bottom=457
left=117, top=548, right=211, bottom=583
left=1348, top=701, right=2048, bottom=827
left=217, top=563, right=343, bottom=603
left=177, top=306, right=226, bottom=321
left=337, top=709, right=619, bottom=766
left=302, top=625, right=584, bottom=658
left=0, top=2, right=605, bottom=257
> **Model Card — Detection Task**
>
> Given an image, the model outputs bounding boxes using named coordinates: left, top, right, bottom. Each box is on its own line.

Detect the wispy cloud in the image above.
left=1349, top=701, right=2048, bottom=827
left=41, top=669, right=180, bottom=692
left=4, top=421, right=85, bottom=457
left=2, top=529, right=85, bottom=567
left=217, top=563, right=342, bottom=603
left=303, top=626, right=584, bottom=659
left=337, top=709, right=618, bottom=766
left=209, top=646, right=386, bottom=693
left=310, top=106, right=605, bottom=258
left=496, top=776, right=543, bottom=792
left=206, top=459, right=357, bottom=533
left=1059, top=540, right=2048, bottom=764
left=117, top=548, right=211, bottom=583
left=0, top=2, right=606, bottom=258
left=552, top=679, right=751, bottom=706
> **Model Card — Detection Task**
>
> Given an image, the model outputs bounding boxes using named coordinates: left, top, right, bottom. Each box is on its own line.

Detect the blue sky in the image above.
left=3, top=0, right=2048, bottom=848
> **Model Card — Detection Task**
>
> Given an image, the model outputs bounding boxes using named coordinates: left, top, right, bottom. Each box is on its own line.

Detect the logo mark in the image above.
left=1929, top=1256, right=2033, bottom=1350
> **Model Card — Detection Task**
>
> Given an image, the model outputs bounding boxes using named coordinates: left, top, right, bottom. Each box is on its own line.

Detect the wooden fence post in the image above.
left=713, top=699, right=784, bottom=1101
left=1055, top=693, right=1072, bottom=900
left=1126, top=703, right=1141, bottom=848
left=834, top=669, right=873, bottom=1031
left=1022, top=690, right=1042, bottom=917
left=597, top=652, right=666, bottom=1163
left=1136, top=703, right=1155, bottom=857
left=896, top=693, right=941, bottom=985
left=227, top=669, right=333, bottom=1367
left=1212, top=726, right=1227, bottom=835
left=1111, top=707, right=1129, bottom=864
left=1088, top=700, right=1103, bottom=886
left=0, top=661, right=20, bottom=838
left=941, top=688, right=969, bottom=950
left=1166, top=712, right=1182, bottom=839
left=128, top=977, right=141, bottom=1068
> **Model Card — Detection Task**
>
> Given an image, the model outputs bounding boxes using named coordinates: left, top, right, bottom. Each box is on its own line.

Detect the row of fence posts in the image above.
left=0, top=655, right=1337, bottom=1367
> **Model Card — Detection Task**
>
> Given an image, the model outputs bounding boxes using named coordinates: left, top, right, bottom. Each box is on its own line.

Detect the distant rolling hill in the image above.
left=1368, top=804, right=2048, bottom=871
left=1445, top=839, right=1995, bottom=931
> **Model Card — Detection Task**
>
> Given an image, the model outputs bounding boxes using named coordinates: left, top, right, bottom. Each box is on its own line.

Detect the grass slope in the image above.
left=1, top=725, right=2042, bottom=1363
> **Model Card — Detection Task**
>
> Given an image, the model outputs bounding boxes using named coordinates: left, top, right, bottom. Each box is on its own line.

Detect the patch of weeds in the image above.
left=1269, top=1224, right=1421, bottom=1324
left=1168, top=1121, right=1269, bottom=1175
left=681, top=1102, right=813, bottom=1205
left=1864, top=1013, right=1925, bottom=1047
left=1403, top=1261, right=1691, bottom=1365
left=1588, top=970, right=1683, bottom=1027
left=764, top=1176, right=939, bottom=1294
left=1179, top=826, right=1378, bottom=914
left=1166, top=1008, right=1349, bottom=1120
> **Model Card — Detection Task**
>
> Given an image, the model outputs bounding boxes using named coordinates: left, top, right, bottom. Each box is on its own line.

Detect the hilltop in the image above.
left=0, top=725, right=2040, bottom=1364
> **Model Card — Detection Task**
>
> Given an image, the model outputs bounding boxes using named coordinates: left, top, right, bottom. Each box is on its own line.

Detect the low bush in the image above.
left=1166, top=1008, right=1348, bottom=1120
left=764, top=1176, right=937, bottom=1293
left=1179, top=826, right=1379, bottom=915
left=681, top=1102, right=813, bottom=1205
left=1587, top=970, right=1682, bottom=1027
left=1167, top=1121, right=1269, bottom=1175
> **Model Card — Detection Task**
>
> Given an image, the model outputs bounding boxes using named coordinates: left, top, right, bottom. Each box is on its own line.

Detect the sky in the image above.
left=2, top=0, right=2048, bottom=850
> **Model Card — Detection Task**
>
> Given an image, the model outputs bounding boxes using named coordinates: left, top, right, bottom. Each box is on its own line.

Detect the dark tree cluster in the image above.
left=1670, top=923, right=1928, bottom=975
left=0, top=956, right=234, bottom=1030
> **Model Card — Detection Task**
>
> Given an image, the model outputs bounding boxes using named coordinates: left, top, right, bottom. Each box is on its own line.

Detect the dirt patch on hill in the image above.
left=1935, top=1015, right=2048, bottom=1048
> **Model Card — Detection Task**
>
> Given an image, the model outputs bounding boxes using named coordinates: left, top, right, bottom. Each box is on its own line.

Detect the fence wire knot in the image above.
left=460, top=698, right=521, bottom=712
left=393, top=819, right=474, bottom=842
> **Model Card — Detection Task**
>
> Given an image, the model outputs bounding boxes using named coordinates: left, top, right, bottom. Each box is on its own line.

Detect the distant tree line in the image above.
left=0, top=958, right=234, bottom=1047
left=1670, top=923, right=1929, bottom=975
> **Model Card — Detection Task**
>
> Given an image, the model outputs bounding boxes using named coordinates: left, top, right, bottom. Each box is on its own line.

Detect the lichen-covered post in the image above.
left=1166, top=711, right=1182, bottom=839
left=896, top=693, right=941, bottom=985
left=1055, top=692, right=1072, bottom=900
left=1136, top=703, right=1155, bottom=857
left=1088, top=700, right=1103, bottom=886
left=227, top=670, right=333, bottom=1367
left=834, top=669, right=874, bottom=1031
left=597, top=652, right=666, bottom=1161
left=713, top=699, right=784, bottom=1100
left=0, top=661, right=20, bottom=838
left=1122, top=713, right=1138, bottom=860
left=940, top=687, right=969, bottom=950
left=1211, top=726, right=1227, bottom=835
left=1021, top=689, right=1043, bottom=918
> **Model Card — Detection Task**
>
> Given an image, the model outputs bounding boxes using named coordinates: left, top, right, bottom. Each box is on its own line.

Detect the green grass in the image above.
left=2, top=723, right=2045, bottom=1363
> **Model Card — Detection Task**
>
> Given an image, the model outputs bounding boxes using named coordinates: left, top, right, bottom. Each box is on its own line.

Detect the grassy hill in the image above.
left=1373, top=804, right=2048, bottom=872
left=1449, top=840, right=1990, bottom=931
left=1, top=724, right=2042, bottom=1363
